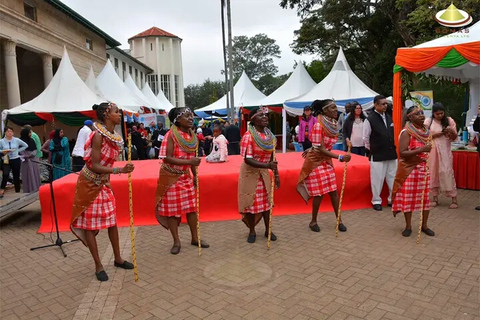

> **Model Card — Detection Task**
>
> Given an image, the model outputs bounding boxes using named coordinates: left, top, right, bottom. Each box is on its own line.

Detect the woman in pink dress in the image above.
left=297, top=99, right=351, bottom=233
left=155, top=107, right=209, bottom=254
left=424, top=103, right=458, bottom=209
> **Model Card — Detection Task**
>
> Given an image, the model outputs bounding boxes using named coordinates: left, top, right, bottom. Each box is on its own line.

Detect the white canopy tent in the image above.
left=95, top=60, right=151, bottom=113
left=142, top=82, right=174, bottom=113
left=3, top=47, right=102, bottom=117
left=140, top=82, right=172, bottom=112
left=124, top=74, right=155, bottom=112
left=255, top=63, right=316, bottom=108
left=244, top=63, right=317, bottom=153
left=195, top=71, right=266, bottom=118
left=413, top=21, right=480, bottom=124
left=85, top=66, right=105, bottom=99
left=284, top=48, right=379, bottom=115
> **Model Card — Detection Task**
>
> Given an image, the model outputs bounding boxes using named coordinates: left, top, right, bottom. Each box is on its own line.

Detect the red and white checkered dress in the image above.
left=240, top=131, right=273, bottom=214
left=304, top=123, right=338, bottom=196
left=157, top=130, right=196, bottom=217
left=392, top=132, right=430, bottom=213
left=71, top=131, right=120, bottom=230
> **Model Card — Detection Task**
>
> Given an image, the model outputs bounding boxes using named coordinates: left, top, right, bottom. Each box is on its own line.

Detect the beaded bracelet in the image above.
left=112, top=167, right=120, bottom=174
left=338, top=155, right=344, bottom=162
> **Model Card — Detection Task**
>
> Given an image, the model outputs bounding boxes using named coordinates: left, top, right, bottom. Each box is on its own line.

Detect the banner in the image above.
left=138, top=114, right=157, bottom=128
left=409, top=91, right=434, bottom=118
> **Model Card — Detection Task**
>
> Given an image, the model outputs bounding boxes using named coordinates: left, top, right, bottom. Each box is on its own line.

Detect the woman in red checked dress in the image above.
left=155, top=107, right=210, bottom=255
left=71, top=102, right=135, bottom=282
left=238, top=107, right=280, bottom=244
left=392, top=106, right=435, bottom=238
left=297, top=99, right=351, bottom=233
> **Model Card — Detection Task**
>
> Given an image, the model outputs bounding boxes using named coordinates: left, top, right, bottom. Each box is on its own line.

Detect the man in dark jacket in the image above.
left=363, top=95, right=398, bottom=211
left=151, top=122, right=167, bottom=159
left=224, top=121, right=241, bottom=155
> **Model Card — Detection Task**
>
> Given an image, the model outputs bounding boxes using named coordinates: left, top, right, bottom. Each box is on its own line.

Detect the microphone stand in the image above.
left=30, top=159, right=80, bottom=257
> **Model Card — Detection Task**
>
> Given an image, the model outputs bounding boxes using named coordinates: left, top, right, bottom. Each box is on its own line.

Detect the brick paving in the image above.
left=1, top=189, right=479, bottom=319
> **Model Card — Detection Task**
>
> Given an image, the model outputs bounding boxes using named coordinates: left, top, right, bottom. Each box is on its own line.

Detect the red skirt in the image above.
left=157, top=174, right=196, bottom=217
left=71, top=186, right=117, bottom=230
left=304, top=163, right=337, bottom=197
left=244, top=177, right=270, bottom=214
left=393, top=163, right=430, bottom=213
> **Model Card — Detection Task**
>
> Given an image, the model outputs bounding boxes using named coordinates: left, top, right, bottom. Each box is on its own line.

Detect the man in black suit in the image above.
left=224, top=121, right=241, bottom=155
left=363, top=95, right=398, bottom=211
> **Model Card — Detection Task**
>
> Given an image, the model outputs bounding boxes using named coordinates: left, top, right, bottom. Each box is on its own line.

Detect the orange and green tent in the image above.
left=392, top=21, right=480, bottom=146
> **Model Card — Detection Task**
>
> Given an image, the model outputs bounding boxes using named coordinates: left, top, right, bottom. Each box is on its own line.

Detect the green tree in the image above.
left=226, top=33, right=282, bottom=81
left=254, top=73, right=290, bottom=95
left=279, top=0, right=480, bottom=96
left=304, top=60, right=327, bottom=83
left=184, top=79, right=227, bottom=110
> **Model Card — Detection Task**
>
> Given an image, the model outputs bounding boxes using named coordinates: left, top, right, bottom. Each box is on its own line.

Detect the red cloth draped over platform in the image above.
left=38, top=153, right=375, bottom=233
left=452, top=150, right=480, bottom=190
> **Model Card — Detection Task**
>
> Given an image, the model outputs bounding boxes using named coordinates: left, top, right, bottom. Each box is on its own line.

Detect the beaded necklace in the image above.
left=249, top=124, right=276, bottom=152
left=319, top=115, right=339, bottom=137
left=405, top=122, right=431, bottom=145
left=93, top=122, right=123, bottom=147
left=171, top=125, right=198, bottom=153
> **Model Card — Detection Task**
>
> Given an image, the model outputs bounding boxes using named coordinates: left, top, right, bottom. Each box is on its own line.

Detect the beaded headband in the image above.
left=104, top=102, right=115, bottom=117
left=407, top=107, right=422, bottom=117
left=251, top=106, right=269, bottom=119
left=174, top=108, right=192, bottom=123
left=322, top=100, right=336, bottom=110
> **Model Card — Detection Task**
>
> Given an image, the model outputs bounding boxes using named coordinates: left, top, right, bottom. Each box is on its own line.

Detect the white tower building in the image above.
left=128, top=27, right=185, bottom=107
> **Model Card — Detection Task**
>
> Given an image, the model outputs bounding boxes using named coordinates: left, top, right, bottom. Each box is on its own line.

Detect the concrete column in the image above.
left=155, top=38, right=162, bottom=96
left=169, top=38, right=176, bottom=107
left=41, top=54, right=53, bottom=87
left=3, top=40, right=21, bottom=108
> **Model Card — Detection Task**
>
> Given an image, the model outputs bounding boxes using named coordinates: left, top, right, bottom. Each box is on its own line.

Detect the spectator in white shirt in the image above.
left=72, top=120, right=93, bottom=172
left=363, top=95, right=398, bottom=211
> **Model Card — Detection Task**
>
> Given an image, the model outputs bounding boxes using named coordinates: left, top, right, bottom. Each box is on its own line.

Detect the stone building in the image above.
left=0, top=0, right=121, bottom=110
left=128, top=27, right=185, bottom=108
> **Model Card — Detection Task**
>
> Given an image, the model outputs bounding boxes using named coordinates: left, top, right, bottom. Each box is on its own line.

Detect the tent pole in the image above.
left=121, top=110, right=128, bottom=161
left=226, top=0, right=235, bottom=123
left=282, top=108, right=287, bottom=153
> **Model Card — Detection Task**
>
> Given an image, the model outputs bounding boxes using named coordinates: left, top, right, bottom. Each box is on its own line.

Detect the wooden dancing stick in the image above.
left=127, top=134, right=139, bottom=282
left=267, top=147, right=277, bottom=250
left=335, top=141, right=352, bottom=238
left=195, top=146, right=202, bottom=256
left=417, top=139, right=432, bottom=245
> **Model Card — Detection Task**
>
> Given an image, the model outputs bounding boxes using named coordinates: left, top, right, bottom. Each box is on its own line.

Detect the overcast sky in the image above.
left=61, top=0, right=316, bottom=86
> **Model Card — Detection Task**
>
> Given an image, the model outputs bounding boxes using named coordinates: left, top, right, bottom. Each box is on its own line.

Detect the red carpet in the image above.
left=38, top=152, right=378, bottom=233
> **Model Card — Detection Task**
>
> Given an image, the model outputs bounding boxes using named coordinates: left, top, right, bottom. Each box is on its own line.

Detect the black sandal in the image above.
left=309, top=224, right=320, bottom=232
left=422, top=228, right=435, bottom=236
left=114, top=260, right=134, bottom=269
left=402, top=229, right=412, bottom=237
left=265, top=232, right=277, bottom=241
left=338, top=223, right=347, bottom=232
left=170, top=244, right=181, bottom=255
left=247, top=234, right=256, bottom=243
left=191, top=240, right=210, bottom=248
left=95, top=270, right=108, bottom=282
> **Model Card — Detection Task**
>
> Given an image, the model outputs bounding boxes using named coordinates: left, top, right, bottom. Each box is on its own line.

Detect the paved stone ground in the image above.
left=1, top=189, right=479, bottom=320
